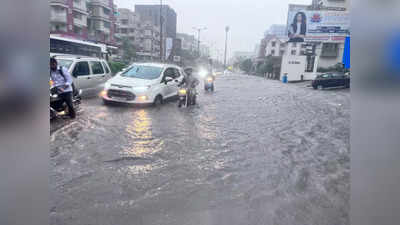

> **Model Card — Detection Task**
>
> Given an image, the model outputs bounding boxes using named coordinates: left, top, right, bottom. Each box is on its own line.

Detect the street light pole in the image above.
left=224, top=26, right=230, bottom=70
left=160, top=0, right=163, bottom=62
left=193, top=27, right=207, bottom=57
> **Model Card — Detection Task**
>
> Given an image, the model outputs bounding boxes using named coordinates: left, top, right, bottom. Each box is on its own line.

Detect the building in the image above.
left=115, top=8, right=161, bottom=61
left=50, top=0, right=117, bottom=45
left=134, top=4, right=177, bottom=40
left=50, top=0, right=89, bottom=40
left=177, top=33, right=197, bottom=53
left=87, top=0, right=117, bottom=45
left=314, top=0, right=349, bottom=10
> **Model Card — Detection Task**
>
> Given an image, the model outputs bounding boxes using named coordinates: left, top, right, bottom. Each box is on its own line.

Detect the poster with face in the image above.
left=287, top=10, right=350, bottom=43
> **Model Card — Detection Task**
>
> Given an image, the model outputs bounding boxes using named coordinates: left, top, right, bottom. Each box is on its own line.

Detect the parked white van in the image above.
left=53, top=55, right=113, bottom=93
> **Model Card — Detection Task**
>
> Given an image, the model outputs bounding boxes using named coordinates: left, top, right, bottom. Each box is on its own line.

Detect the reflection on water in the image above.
left=122, top=109, right=163, bottom=157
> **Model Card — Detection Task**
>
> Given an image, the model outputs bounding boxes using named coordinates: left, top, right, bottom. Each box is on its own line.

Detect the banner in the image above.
left=287, top=10, right=350, bottom=42
left=165, top=38, right=173, bottom=59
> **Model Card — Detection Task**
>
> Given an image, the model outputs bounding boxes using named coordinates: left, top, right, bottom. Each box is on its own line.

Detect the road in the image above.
left=50, top=74, right=350, bottom=225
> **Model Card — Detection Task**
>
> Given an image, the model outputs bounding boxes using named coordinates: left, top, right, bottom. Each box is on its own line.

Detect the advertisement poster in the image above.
left=287, top=10, right=350, bottom=42
left=165, top=38, right=173, bottom=59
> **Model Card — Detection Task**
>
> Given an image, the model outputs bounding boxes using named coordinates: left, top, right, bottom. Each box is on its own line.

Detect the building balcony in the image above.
left=50, top=12, right=68, bottom=24
left=73, top=0, right=88, bottom=14
left=49, top=0, right=68, bottom=7
left=74, top=17, right=87, bottom=27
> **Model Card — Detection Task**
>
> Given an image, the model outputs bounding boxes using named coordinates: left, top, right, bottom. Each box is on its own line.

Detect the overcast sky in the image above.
left=114, top=0, right=311, bottom=58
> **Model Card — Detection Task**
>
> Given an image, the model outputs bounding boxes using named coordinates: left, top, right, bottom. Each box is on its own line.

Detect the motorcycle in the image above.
left=50, top=80, right=82, bottom=120
left=204, top=75, right=214, bottom=92
left=178, top=87, right=197, bottom=108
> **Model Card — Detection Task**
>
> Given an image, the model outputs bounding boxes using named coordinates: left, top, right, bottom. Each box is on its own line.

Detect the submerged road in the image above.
left=51, top=74, right=350, bottom=225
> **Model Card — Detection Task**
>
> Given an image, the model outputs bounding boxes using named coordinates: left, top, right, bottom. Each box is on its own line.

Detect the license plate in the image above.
left=112, top=97, right=126, bottom=101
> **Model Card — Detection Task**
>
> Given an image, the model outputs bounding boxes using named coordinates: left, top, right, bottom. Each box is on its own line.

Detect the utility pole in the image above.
left=160, top=0, right=163, bottom=62
left=193, top=27, right=207, bottom=57
left=224, top=26, right=230, bottom=70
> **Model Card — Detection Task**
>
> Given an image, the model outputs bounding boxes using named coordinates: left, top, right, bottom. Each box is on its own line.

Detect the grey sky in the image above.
left=114, top=0, right=311, bottom=58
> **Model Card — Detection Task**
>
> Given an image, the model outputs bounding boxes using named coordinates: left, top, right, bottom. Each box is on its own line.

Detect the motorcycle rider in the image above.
left=50, top=57, right=76, bottom=119
left=179, top=67, right=200, bottom=104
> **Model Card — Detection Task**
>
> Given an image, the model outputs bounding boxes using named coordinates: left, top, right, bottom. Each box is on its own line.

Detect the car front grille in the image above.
left=107, top=89, right=136, bottom=101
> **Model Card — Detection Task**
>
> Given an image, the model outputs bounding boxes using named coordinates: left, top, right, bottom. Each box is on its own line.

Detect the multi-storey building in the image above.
left=134, top=4, right=177, bottom=40
left=87, top=0, right=117, bottom=45
left=50, top=0, right=117, bottom=45
left=50, top=0, right=89, bottom=39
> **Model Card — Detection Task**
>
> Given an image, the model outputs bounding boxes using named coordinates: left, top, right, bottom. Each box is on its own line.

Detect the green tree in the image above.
left=121, top=38, right=136, bottom=64
left=240, top=58, right=253, bottom=73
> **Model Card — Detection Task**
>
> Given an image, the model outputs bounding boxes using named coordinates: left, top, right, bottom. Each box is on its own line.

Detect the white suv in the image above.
left=101, top=63, right=184, bottom=105
left=54, top=55, right=113, bottom=93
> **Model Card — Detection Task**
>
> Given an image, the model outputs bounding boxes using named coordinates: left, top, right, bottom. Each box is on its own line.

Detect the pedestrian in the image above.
left=50, top=57, right=76, bottom=119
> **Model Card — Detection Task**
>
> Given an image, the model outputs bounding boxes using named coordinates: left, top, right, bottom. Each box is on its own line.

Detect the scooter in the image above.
left=204, top=75, right=214, bottom=92
left=178, top=87, right=197, bottom=108
left=50, top=81, right=82, bottom=120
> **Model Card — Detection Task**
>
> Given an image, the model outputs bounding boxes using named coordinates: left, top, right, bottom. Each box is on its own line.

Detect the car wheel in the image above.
left=317, top=85, right=324, bottom=90
left=153, top=95, right=163, bottom=106
left=103, top=99, right=110, bottom=105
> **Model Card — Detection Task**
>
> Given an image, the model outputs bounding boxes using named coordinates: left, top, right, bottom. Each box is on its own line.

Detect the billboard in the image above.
left=287, top=10, right=350, bottom=42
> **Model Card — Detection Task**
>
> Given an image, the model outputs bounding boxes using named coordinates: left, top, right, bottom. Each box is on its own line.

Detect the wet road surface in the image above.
left=50, top=74, right=350, bottom=225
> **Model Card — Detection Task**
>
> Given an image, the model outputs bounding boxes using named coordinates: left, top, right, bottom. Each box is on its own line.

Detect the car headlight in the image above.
left=199, top=70, right=208, bottom=78
left=179, top=89, right=187, bottom=95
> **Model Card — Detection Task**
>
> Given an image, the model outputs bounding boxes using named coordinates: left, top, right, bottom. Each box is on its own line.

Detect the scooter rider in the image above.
left=179, top=67, right=200, bottom=103
left=50, top=57, right=76, bottom=119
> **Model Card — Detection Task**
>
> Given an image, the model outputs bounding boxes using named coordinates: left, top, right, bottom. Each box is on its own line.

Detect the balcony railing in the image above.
left=50, top=12, right=67, bottom=23
left=74, top=16, right=87, bottom=27
left=73, top=0, right=87, bottom=13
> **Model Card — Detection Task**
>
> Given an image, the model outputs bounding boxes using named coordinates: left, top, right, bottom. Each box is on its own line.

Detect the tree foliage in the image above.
left=121, top=38, right=136, bottom=64
left=239, top=58, right=253, bottom=73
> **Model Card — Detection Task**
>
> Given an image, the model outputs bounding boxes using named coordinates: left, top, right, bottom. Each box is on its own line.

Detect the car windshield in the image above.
left=57, top=59, right=73, bottom=69
left=121, top=65, right=163, bottom=79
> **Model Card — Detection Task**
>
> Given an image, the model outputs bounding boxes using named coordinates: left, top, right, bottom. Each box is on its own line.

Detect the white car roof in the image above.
left=53, top=55, right=104, bottom=61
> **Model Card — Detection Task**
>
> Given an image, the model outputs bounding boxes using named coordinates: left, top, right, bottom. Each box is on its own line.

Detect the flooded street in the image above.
left=50, top=74, right=350, bottom=225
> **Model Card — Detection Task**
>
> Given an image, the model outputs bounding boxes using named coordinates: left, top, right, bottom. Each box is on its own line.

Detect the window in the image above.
left=73, top=61, right=90, bottom=77
left=292, top=43, right=297, bottom=47
left=321, top=73, right=331, bottom=78
left=271, top=42, right=276, bottom=47
left=73, top=26, right=82, bottom=35
left=164, top=68, right=175, bottom=78
left=90, top=61, right=104, bottom=74
left=73, top=12, right=82, bottom=20
left=103, top=7, right=110, bottom=15
left=172, top=68, right=181, bottom=78
left=121, top=65, right=163, bottom=80
left=291, top=50, right=297, bottom=55
left=271, top=50, right=275, bottom=55
left=121, top=19, right=128, bottom=25
left=104, top=21, right=110, bottom=28
left=280, top=50, right=285, bottom=56
left=102, top=62, right=110, bottom=74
